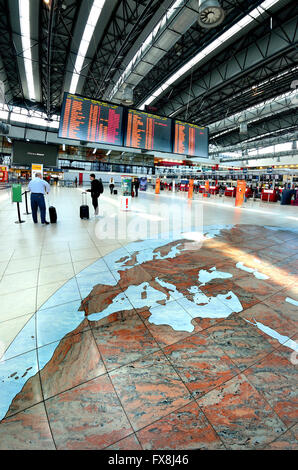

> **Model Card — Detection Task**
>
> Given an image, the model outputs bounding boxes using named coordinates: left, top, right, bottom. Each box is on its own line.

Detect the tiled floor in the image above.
left=0, top=186, right=297, bottom=450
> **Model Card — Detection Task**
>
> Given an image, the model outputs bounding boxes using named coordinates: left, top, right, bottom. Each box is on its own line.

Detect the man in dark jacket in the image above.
left=134, top=178, right=140, bottom=197
left=281, top=187, right=295, bottom=205
left=87, top=174, right=103, bottom=215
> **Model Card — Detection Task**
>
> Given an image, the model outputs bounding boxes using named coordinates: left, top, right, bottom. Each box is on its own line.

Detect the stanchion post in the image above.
left=23, top=190, right=31, bottom=215
left=15, top=202, right=25, bottom=224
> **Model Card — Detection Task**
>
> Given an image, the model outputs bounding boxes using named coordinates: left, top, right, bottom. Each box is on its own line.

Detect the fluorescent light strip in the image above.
left=109, top=0, right=184, bottom=99
left=69, top=0, right=106, bottom=94
left=18, top=0, right=35, bottom=100
left=140, top=0, right=281, bottom=110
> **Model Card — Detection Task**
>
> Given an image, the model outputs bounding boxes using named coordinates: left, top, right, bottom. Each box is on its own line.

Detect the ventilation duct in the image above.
left=198, top=0, right=225, bottom=29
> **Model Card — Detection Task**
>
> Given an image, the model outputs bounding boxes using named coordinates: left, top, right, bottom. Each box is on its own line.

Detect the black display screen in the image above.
left=13, top=141, right=58, bottom=167
left=174, top=120, right=208, bottom=158
left=125, top=109, right=172, bottom=153
left=58, top=93, right=124, bottom=146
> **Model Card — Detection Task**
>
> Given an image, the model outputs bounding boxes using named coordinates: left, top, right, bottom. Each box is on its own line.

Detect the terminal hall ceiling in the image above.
left=0, top=0, right=297, bottom=155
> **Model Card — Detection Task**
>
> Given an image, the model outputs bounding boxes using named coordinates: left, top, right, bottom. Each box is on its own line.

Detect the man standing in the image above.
left=87, top=174, right=103, bottom=216
left=28, top=172, right=50, bottom=225
left=134, top=177, right=140, bottom=197
left=109, top=177, right=114, bottom=195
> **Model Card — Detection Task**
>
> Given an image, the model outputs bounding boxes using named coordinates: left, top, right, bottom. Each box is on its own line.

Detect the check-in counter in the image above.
left=209, top=185, right=219, bottom=195
left=261, top=189, right=278, bottom=202
left=245, top=187, right=253, bottom=198
left=180, top=183, right=189, bottom=192
left=225, top=187, right=237, bottom=197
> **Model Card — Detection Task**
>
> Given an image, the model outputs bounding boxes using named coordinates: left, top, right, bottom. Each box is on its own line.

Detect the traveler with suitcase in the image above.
left=86, top=174, right=103, bottom=216
left=28, top=172, right=50, bottom=225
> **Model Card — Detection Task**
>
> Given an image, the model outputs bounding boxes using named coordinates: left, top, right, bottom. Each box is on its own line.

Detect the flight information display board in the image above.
left=174, top=120, right=208, bottom=158
left=125, top=109, right=172, bottom=152
left=58, top=93, right=124, bottom=146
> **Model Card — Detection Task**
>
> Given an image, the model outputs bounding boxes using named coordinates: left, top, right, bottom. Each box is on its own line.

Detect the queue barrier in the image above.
left=12, top=189, right=32, bottom=224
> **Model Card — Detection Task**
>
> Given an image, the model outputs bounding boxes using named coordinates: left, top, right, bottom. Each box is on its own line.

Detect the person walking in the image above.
left=28, top=172, right=50, bottom=225
left=134, top=177, right=140, bottom=197
left=87, top=174, right=103, bottom=216
left=109, top=177, right=114, bottom=195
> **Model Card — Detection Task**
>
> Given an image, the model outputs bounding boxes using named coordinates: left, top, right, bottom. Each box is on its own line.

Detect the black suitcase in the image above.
left=114, top=189, right=118, bottom=195
left=80, top=192, right=89, bottom=219
left=49, top=206, right=57, bottom=223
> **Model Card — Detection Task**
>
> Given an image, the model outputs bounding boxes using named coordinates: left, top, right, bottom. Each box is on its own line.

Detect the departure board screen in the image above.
left=174, top=120, right=208, bottom=158
left=125, top=109, right=172, bottom=152
left=58, top=93, right=124, bottom=146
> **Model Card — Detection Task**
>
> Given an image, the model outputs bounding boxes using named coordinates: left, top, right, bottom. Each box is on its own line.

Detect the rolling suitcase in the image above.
left=114, top=189, right=118, bottom=195
left=131, top=190, right=135, bottom=197
left=80, top=192, right=89, bottom=219
left=47, top=196, right=57, bottom=223
left=49, top=205, right=57, bottom=223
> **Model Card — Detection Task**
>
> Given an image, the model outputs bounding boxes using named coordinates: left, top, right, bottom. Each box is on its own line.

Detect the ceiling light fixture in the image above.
left=18, top=0, right=35, bottom=100
left=69, top=0, right=106, bottom=94
left=121, top=86, right=134, bottom=105
left=140, top=0, right=281, bottom=110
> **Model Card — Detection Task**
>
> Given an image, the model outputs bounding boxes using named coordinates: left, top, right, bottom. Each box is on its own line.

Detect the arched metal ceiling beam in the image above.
left=39, top=0, right=80, bottom=117
left=209, top=130, right=298, bottom=153
left=211, top=108, right=298, bottom=146
left=208, top=90, right=298, bottom=135
left=219, top=149, right=298, bottom=163
left=0, top=0, right=25, bottom=107
left=82, top=0, right=163, bottom=99
left=156, top=15, right=298, bottom=118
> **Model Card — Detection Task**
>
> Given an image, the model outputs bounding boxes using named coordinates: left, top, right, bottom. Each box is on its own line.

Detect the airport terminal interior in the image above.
left=0, top=0, right=297, bottom=452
